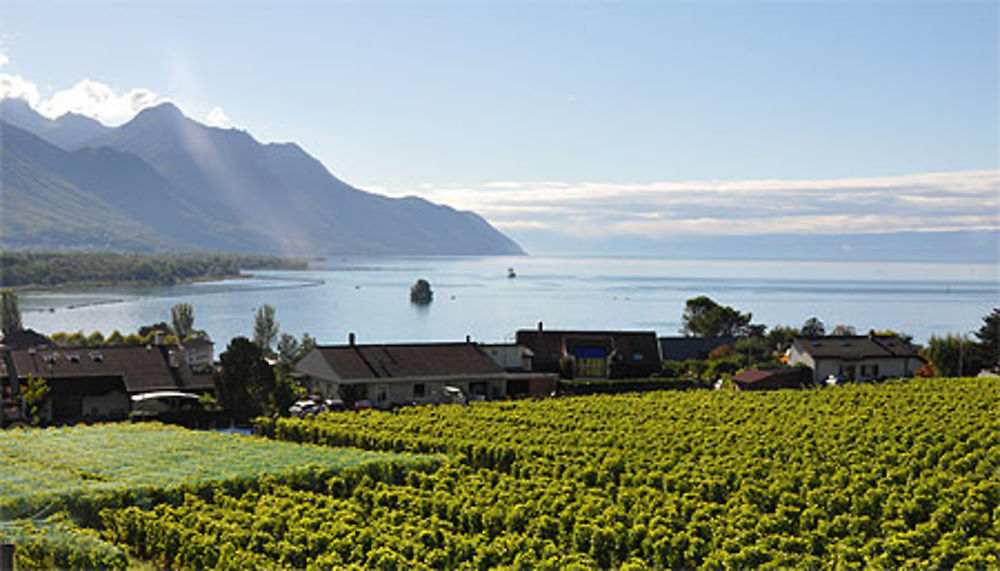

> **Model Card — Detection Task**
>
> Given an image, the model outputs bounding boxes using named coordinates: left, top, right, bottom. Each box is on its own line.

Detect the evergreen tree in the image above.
left=214, top=336, right=277, bottom=424
left=252, top=304, right=279, bottom=354
left=171, top=302, right=195, bottom=340
left=1, top=289, right=22, bottom=338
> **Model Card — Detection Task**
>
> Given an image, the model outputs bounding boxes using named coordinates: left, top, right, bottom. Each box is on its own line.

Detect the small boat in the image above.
left=507, top=267, right=517, bottom=278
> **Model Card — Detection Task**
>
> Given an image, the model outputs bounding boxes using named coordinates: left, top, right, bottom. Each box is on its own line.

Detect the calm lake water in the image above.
left=18, top=256, right=1000, bottom=346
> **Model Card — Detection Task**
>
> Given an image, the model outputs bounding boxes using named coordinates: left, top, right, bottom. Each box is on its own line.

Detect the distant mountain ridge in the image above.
left=0, top=100, right=524, bottom=255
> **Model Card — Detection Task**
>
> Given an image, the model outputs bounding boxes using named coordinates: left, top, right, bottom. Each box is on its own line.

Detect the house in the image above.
left=787, top=333, right=925, bottom=383
left=480, top=343, right=534, bottom=372
left=179, top=337, right=214, bottom=369
left=2, top=343, right=214, bottom=424
left=295, top=336, right=556, bottom=409
left=732, top=368, right=807, bottom=391
left=659, top=336, right=737, bottom=361
left=515, top=323, right=662, bottom=379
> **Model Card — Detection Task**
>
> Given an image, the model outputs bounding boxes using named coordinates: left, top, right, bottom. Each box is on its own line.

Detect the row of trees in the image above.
left=921, top=309, right=999, bottom=376
left=680, top=296, right=863, bottom=343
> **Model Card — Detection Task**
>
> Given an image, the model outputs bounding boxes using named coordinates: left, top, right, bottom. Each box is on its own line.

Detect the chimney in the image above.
left=154, top=331, right=165, bottom=346
left=537, top=321, right=544, bottom=333
left=466, top=335, right=472, bottom=344
left=348, top=332, right=356, bottom=346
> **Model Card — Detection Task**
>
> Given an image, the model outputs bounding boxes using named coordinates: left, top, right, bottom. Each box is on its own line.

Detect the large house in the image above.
left=787, top=333, right=925, bottom=383
left=1, top=343, right=214, bottom=424
left=515, top=323, right=662, bottom=379
left=295, top=337, right=556, bottom=408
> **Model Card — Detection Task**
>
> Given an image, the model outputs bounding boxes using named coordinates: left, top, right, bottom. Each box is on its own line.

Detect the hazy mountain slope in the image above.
left=1, top=121, right=255, bottom=251
left=85, top=103, right=524, bottom=255
left=0, top=122, right=168, bottom=251
left=0, top=99, right=110, bottom=149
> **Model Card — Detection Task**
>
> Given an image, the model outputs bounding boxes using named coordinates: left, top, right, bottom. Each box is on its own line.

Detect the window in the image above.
left=632, top=353, right=644, bottom=361
left=413, top=383, right=426, bottom=398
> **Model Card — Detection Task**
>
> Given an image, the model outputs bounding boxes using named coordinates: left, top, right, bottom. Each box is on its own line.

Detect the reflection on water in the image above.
left=19, top=255, right=1000, bottom=345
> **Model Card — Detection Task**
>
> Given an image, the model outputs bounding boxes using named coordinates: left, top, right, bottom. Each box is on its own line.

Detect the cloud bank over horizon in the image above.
left=383, top=170, right=1000, bottom=241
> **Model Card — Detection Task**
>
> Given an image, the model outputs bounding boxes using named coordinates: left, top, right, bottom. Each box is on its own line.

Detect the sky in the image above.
left=1, top=0, right=998, bottom=253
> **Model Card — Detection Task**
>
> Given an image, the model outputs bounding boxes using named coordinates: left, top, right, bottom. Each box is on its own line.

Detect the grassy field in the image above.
left=0, top=423, right=435, bottom=519
left=0, top=423, right=437, bottom=569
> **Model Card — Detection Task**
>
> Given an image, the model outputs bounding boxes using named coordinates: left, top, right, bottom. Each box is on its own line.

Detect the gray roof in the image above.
left=791, top=334, right=921, bottom=360
left=7, top=345, right=214, bottom=393
left=313, top=342, right=505, bottom=381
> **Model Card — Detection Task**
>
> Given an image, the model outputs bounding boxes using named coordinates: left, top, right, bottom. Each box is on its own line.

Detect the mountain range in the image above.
left=0, top=99, right=523, bottom=255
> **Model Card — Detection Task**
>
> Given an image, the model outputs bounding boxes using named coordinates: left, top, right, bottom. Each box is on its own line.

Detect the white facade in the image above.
left=480, top=344, right=533, bottom=371
left=182, top=340, right=214, bottom=367
left=347, top=377, right=507, bottom=409
left=788, top=339, right=924, bottom=383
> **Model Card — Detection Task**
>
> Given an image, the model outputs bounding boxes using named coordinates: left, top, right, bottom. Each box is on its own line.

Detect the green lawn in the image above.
left=0, top=422, right=434, bottom=518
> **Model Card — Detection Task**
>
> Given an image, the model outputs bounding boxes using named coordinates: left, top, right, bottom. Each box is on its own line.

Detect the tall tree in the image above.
left=766, top=325, right=800, bottom=352
left=801, top=317, right=826, bottom=338
left=252, top=304, right=279, bottom=354
left=299, top=333, right=317, bottom=357
left=680, top=296, right=754, bottom=338
left=1, top=289, right=22, bottom=338
left=276, top=333, right=300, bottom=367
left=830, top=324, right=857, bottom=336
left=922, top=333, right=983, bottom=377
left=214, top=336, right=277, bottom=424
left=974, top=308, right=999, bottom=369
left=171, top=302, right=195, bottom=339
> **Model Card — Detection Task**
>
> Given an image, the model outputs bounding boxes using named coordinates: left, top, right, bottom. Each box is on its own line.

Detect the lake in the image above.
left=18, top=255, right=1000, bottom=347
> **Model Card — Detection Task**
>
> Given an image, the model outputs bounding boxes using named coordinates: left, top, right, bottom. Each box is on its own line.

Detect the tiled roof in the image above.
left=792, top=334, right=921, bottom=360
left=8, top=345, right=213, bottom=393
left=314, top=343, right=504, bottom=381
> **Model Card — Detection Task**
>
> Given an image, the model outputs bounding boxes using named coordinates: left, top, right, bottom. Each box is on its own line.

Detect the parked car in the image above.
left=442, top=386, right=468, bottom=405
left=289, top=398, right=347, bottom=417
left=289, top=399, right=321, bottom=417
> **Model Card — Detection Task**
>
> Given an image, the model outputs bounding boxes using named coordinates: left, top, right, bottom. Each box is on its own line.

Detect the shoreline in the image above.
left=18, top=272, right=325, bottom=314
left=9, top=272, right=252, bottom=293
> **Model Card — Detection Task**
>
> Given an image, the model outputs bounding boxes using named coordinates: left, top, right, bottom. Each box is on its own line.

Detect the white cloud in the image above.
left=0, top=73, right=40, bottom=107
left=380, top=170, right=1000, bottom=238
left=35, top=79, right=166, bottom=125
left=0, top=69, right=224, bottom=128
left=204, top=106, right=230, bottom=127
left=0, top=54, right=9, bottom=67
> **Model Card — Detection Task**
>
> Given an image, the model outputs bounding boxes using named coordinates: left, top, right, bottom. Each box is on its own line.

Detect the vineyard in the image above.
left=3, top=379, right=999, bottom=568
left=95, top=377, right=1000, bottom=569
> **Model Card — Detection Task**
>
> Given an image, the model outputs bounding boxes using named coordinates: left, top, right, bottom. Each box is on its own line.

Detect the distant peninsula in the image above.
left=0, top=99, right=524, bottom=256
left=0, top=251, right=308, bottom=288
